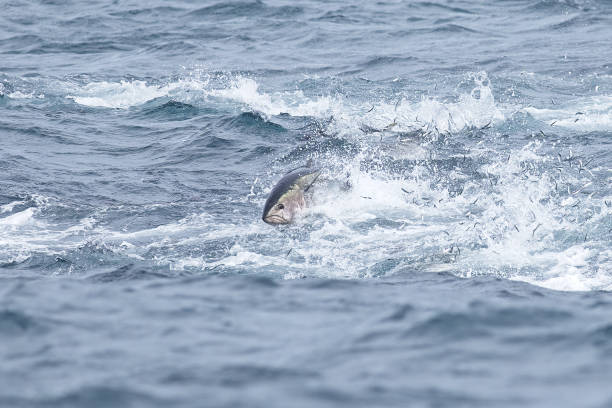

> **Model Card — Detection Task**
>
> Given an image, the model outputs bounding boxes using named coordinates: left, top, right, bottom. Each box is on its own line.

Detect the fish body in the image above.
left=262, top=167, right=321, bottom=224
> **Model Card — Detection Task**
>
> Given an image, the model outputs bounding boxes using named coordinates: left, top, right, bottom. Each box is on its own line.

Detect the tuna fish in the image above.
left=262, top=167, right=321, bottom=224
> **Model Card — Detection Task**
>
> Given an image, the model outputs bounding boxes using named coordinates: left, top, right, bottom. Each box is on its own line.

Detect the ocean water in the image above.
left=1, top=0, right=612, bottom=406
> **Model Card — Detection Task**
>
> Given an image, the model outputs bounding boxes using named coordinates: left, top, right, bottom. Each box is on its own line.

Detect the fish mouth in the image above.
left=263, top=214, right=290, bottom=225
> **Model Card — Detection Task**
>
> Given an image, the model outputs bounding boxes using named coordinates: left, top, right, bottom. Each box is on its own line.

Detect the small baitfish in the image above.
left=262, top=167, right=321, bottom=224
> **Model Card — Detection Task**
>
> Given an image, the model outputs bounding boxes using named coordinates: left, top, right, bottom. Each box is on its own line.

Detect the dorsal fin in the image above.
left=284, top=159, right=315, bottom=175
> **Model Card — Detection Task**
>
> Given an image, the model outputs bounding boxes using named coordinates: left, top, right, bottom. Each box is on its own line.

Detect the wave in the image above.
left=59, top=71, right=502, bottom=136
left=56, top=70, right=612, bottom=135
left=186, top=1, right=302, bottom=19
left=359, top=56, right=419, bottom=68
left=413, top=2, right=476, bottom=15
left=524, top=0, right=586, bottom=12
left=202, top=71, right=503, bottom=134
left=405, top=306, right=572, bottom=340
left=187, top=1, right=266, bottom=17
left=140, top=100, right=199, bottom=121
left=430, top=24, right=481, bottom=34
left=21, top=386, right=165, bottom=408
left=66, top=80, right=195, bottom=109
left=87, top=264, right=170, bottom=282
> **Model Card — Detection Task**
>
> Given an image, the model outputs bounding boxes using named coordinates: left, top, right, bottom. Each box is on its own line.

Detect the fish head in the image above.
left=262, top=187, right=305, bottom=224
left=262, top=168, right=319, bottom=225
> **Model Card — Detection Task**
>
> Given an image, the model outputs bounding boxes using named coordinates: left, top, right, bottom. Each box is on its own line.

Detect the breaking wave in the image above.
left=64, top=72, right=503, bottom=132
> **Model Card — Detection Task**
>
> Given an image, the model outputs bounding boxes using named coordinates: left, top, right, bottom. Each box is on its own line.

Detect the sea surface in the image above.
left=1, top=0, right=612, bottom=407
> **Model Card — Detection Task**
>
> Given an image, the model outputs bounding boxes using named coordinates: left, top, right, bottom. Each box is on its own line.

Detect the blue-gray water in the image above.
left=1, top=0, right=612, bottom=407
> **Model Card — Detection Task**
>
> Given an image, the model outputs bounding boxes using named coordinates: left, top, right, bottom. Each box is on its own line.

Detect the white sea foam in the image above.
left=0, top=208, right=37, bottom=227
left=524, top=95, right=612, bottom=131
left=66, top=78, right=208, bottom=108
left=0, top=208, right=43, bottom=264
left=0, top=200, right=26, bottom=213
left=0, top=196, right=84, bottom=266
left=512, top=247, right=612, bottom=292
left=208, top=77, right=334, bottom=118
left=67, top=80, right=166, bottom=108
left=6, top=91, right=44, bottom=99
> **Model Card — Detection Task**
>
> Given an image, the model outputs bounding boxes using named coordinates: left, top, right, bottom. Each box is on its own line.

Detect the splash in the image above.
left=524, top=95, right=612, bottom=131
left=447, top=141, right=611, bottom=291
left=355, top=72, right=504, bottom=134
left=84, top=137, right=606, bottom=291
left=208, top=77, right=334, bottom=118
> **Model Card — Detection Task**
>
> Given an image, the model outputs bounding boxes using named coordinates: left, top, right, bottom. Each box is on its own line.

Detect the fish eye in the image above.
left=277, top=203, right=284, bottom=210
